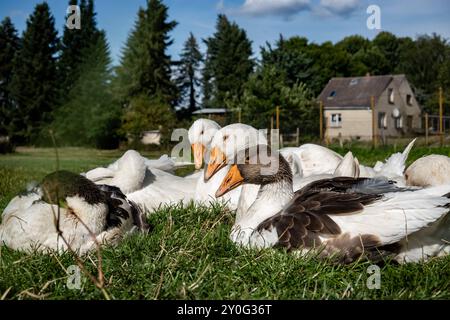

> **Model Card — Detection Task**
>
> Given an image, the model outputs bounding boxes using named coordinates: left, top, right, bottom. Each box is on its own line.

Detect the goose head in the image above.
left=204, top=124, right=267, bottom=181
left=188, top=119, right=221, bottom=169
left=215, top=145, right=292, bottom=197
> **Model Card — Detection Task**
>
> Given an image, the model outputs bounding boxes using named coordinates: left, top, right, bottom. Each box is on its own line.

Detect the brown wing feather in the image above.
left=257, top=178, right=382, bottom=252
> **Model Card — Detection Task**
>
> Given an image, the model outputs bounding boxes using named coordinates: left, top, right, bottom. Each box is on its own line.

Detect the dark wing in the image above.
left=257, top=179, right=382, bottom=251
left=98, top=184, right=151, bottom=232
left=300, top=176, right=405, bottom=195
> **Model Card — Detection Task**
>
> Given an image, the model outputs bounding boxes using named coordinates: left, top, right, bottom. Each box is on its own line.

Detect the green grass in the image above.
left=1, top=146, right=450, bottom=299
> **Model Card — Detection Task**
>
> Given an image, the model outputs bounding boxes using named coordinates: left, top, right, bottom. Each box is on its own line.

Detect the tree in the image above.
left=50, top=31, right=121, bottom=148
left=398, top=34, right=449, bottom=113
left=119, top=95, right=176, bottom=147
left=233, top=65, right=317, bottom=135
left=9, top=3, right=59, bottom=144
left=59, top=0, right=101, bottom=96
left=176, top=32, right=202, bottom=117
left=0, top=17, right=20, bottom=138
left=261, top=36, right=317, bottom=92
left=114, top=0, right=178, bottom=106
left=372, top=31, right=401, bottom=73
left=203, top=14, right=253, bottom=108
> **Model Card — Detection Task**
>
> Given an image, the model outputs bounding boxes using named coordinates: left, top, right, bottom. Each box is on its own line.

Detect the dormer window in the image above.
left=350, top=79, right=358, bottom=86
left=328, top=91, right=336, bottom=99
left=388, top=88, right=394, bottom=104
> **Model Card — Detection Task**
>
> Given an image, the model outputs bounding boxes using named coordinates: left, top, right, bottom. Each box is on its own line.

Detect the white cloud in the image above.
left=237, top=0, right=311, bottom=17
left=319, top=0, right=361, bottom=16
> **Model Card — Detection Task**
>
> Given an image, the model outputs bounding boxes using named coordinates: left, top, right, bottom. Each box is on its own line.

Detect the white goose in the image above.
left=203, top=123, right=268, bottom=212
left=188, top=118, right=221, bottom=170
left=292, top=151, right=360, bottom=190
left=0, top=170, right=149, bottom=254
left=405, top=154, right=450, bottom=187
left=85, top=149, right=199, bottom=212
left=360, top=139, right=416, bottom=186
left=215, top=145, right=450, bottom=264
left=279, top=144, right=343, bottom=177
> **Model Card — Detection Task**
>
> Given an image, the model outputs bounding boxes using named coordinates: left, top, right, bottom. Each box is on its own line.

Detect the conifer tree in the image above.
left=115, top=0, right=178, bottom=105
left=9, top=2, right=59, bottom=143
left=59, top=0, right=100, bottom=95
left=176, top=32, right=202, bottom=116
left=0, top=17, right=20, bottom=138
left=203, top=14, right=253, bottom=108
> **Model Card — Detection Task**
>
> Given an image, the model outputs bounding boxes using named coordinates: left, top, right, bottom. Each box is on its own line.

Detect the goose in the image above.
left=203, top=123, right=268, bottom=212
left=85, top=149, right=199, bottom=212
left=188, top=118, right=221, bottom=170
left=279, top=144, right=343, bottom=178
left=215, top=145, right=450, bottom=264
left=292, top=151, right=360, bottom=190
left=359, top=139, right=416, bottom=186
left=187, top=119, right=230, bottom=204
left=0, top=170, right=150, bottom=254
left=405, top=154, right=450, bottom=187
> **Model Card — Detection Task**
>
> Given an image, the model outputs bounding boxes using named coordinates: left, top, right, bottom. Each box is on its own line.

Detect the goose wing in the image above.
left=258, top=178, right=450, bottom=254
left=258, top=178, right=382, bottom=251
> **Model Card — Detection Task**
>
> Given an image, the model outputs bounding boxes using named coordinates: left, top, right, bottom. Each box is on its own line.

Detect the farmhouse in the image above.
left=318, top=74, right=422, bottom=141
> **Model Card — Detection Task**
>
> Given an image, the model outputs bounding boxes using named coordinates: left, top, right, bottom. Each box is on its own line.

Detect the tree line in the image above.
left=0, top=0, right=449, bottom=149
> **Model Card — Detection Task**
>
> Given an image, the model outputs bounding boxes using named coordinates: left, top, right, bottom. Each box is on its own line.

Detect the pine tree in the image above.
left=51, top=31, right=121, bottom=148
left=115, top=0, right=178, bottom=105
left=0, top=17, right=20, bottom=137
left=203, top=14, right=253, bottom=108
left=59, top=0, right=100, bottom=96
left=176, top=32, right=202, bottom=116
left=9, top=3, right=59, bottom=143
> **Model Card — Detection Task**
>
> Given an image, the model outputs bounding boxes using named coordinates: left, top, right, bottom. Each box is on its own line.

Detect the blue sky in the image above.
left=1, top=0, right=449, bottom=65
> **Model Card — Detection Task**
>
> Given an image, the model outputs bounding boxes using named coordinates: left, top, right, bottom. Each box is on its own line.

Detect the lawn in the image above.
left=1, top=145, right=450, bottom=300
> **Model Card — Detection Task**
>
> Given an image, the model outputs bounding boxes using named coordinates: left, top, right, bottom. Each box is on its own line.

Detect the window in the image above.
left=388, top=88, right=394, bottom=104
left=407, top=116, right=413, bottom=129
left=406, top=94, right=412, bottom=105
left=330, top=113, right=342, bottom=127
left=350, top=79, right=359, bottom=86
left=395, top=116, right=403, bottom=129
left=328, top=91, right=336, bottom=99
left=378, top=112, right=387, bottom=129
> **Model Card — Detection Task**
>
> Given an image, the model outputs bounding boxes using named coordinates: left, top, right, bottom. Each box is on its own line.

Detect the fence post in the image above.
left=371, top=96, right=377, bottom=148
left=440, top=87, right=444, bottom=146
left=276, top=106, right=280, bottom=130
left=296, top=127, right=300, bottom=146
left=319, top=101, right=323, bottom=142
left=425, top=113, right=429, bottom=146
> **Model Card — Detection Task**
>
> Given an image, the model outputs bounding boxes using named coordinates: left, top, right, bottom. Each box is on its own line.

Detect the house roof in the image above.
left=318, top=74, right=407, bottom=109
left=193, top=108, right=228, bottom=114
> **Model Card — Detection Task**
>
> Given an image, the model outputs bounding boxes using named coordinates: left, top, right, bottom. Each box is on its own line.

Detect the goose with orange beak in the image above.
left=216, top=145, right=450, bottom=264
left=188, top=119, right=221, bottom=170
left=202, top=124, right=267, bottom=213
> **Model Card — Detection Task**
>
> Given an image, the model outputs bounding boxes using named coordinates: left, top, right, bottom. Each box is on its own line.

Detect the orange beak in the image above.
left=191, top=143, right=205, bottom=170
left=215, top=164, right=244, bottom=198
left=204, top=147, right=227, bottom=181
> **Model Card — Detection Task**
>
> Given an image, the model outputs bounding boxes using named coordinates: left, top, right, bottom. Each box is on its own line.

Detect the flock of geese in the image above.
left=1, top=118, right=450, bottom=264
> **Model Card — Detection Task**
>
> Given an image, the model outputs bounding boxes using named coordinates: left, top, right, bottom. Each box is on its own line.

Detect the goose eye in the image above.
left=223, top=135, right=228, bottom=141
left=200, top=130, right=204, bottom=135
